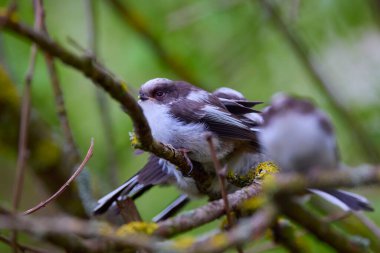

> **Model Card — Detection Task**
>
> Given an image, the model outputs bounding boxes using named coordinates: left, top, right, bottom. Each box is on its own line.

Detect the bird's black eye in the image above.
left=154, top=90, right=165, bottom=98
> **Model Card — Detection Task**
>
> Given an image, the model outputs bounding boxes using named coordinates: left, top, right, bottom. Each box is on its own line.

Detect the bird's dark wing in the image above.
left=93, top=155, right=171, bottom=215
left=219, top=98, right=261, bottom=114
left=218, top=97, right=263, bottom=114
left=170, top=99, right=258, bottom=142
left=201, top=105, right=259, bottom=141
left=234, top=100, right=263, bottom=107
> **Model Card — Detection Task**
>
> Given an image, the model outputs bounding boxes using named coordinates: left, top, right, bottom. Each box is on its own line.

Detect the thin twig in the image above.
left=35, top=0, right=80, bottom=162
left=155, top=182, right=262, bottom=238
left=44, top=54, right=80, bottom=160
left=11, top=1, right=43, bottom=251
left=11, top=2, right=42, bottom=213
left=84, top=0, right=97, bottom=59
left=181, top=205, right=277, bottom=253
left=85, top=0, right=119, bottom=187
left=206, top=135, right=243, bottom=253
left=354, top=212, right=380, bottom=241
left=23, top=138, right=94, bottom=215
left=257, top=0, right=380, bottom=163
left=116, top=197, right=143, bottom=223
left=12, top=45, right=37, bottom=212
left=155, top=164, right=380, bottom=238
left=34, top=0, right=95, bottom=215
left=206, top=135, right=234, bottom=229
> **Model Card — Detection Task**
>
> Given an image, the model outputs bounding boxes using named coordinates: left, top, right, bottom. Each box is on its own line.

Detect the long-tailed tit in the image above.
left=260, top=94, right=373, bottom=211
left=93, top=82, right=265, bottom=215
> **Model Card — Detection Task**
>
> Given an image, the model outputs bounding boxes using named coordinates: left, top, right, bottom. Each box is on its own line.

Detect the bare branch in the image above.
left=23, top=138, right=94, bottom=215
left=354, top=212, right=380, bottom=241
left=206, top=135, right=243, bottom=253
left=270, top=165, right=380, bottom=196
left=116, top=198, right=143, bottom=223
left=12, top=43, right=37, bottom=212
left=206, top=135, right=234, bottom=229
left=276, top=198, right=367, bottom=253
left=11, top=1, right=43, bottom=251
left=182, top=205, right=277, bottom=253
left=85, top=0, right=119, bottom=187
left=156, top=165, right=380, bottom=238
left=12, top=0, right=43, bottom=212
left=0, top=214, right=160, bottom=252
left=155, top=182, right=262, bottom=238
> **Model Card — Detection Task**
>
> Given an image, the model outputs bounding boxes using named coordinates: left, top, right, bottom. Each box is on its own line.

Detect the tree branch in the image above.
left=276, top=198, right=367, bottom=253
left=23, top=138, right=94, bottom=215
left=181, top=205, right=277, bottom=253
left=156, top=164, right=380, bottom=238
left=0, top=15, right=200, bottom=179
left=155, top=182, right=262, bottom=238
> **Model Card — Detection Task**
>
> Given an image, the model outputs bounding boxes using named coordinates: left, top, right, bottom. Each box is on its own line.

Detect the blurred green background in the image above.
left=1, top=0, right=380, bottom=252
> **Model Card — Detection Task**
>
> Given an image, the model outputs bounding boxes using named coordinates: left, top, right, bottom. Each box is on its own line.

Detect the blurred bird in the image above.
left=259, top=94, right=373, bottom=212
left=93, top=80, right=265, bottom=216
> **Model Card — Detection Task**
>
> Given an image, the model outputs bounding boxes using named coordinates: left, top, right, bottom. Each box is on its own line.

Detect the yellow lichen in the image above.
left=116, top=222, right=158, bottom=236
left=226, top=161, right=279, bottom=187
left=172, top=236, right=195, bottom=249
left=254, top=161, right=279, bottom=180
left=129, top=131, right=140, bottom=148
left=227, top=168, right=256, bottom=188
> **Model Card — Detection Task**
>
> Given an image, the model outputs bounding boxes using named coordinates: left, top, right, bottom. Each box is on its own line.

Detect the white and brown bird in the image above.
left=260, top=94, right=373, bottom=212
left=93, top=80, right=265, bottom=215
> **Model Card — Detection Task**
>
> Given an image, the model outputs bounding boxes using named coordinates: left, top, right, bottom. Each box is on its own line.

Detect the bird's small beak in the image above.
left=139, top=93, right=148, bottom=101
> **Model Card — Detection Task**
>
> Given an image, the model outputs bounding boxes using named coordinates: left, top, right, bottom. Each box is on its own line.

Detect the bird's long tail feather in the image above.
left=309, top=189, right=374, bottom=212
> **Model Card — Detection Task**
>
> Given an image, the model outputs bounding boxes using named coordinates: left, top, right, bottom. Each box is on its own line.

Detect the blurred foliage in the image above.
left=1, top=0, right=380, bottom=252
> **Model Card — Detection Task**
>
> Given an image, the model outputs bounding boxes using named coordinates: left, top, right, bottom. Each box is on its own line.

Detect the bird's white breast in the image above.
left=139, top=100, right=217, bottom=162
